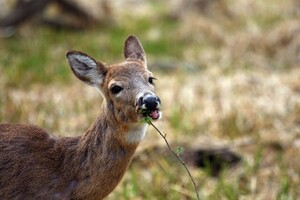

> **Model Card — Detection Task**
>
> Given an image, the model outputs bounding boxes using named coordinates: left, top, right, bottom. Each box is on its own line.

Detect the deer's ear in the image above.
left=66, top=51, right=107, bottom=87
left=124, top=35, right=147, bottom=65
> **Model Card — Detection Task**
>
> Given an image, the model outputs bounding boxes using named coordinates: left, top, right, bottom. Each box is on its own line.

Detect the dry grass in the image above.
left=1, top=0, right=300, bottom=199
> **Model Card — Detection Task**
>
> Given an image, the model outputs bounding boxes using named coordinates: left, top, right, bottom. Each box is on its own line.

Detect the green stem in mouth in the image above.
left=140, top=109, right=151, bottom=124
left=140, top=109, right=151, bottom=115
left=140, top=109, right=152, bottom=123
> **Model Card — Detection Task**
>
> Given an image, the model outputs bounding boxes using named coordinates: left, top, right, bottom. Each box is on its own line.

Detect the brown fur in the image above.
left=0, top=35, right=160, bottom=199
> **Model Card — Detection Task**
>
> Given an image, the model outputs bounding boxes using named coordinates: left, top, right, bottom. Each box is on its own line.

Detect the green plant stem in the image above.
left=148, top=121, right=200, bottom=200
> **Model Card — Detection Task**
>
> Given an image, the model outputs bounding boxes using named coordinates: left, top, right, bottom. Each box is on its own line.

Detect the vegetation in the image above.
left=1, top=0, right=299, bottom=199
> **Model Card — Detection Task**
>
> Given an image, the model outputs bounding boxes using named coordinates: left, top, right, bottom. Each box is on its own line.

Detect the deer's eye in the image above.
left=148, top=77, right=156, bottom=85
left=110, top=85, right=123, bottom=94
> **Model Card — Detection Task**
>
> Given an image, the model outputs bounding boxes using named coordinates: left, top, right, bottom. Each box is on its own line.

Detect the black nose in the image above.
left=143, top=95, right=160, bottom=110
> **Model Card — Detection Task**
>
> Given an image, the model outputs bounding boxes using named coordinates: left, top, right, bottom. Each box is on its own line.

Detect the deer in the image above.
left=0, top=35, right=161, bottom=199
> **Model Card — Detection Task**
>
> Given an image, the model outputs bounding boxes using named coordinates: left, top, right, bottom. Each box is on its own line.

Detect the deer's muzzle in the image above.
left=136, top=94, right=161, bottom=120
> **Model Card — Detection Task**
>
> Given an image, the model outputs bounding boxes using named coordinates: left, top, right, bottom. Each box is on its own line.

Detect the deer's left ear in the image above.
left=124, top=35, right=147, bottom=66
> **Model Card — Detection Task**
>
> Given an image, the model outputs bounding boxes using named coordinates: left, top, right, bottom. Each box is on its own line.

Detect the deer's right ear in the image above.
left=66, top=51, right=107, bottom=87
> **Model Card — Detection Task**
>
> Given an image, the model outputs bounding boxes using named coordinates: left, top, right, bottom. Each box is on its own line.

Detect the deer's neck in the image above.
left=61, top=104, right=146, bottom=199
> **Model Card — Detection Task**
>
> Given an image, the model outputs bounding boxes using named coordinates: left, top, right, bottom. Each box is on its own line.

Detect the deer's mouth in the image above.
left=140, top=108, right=161, bottom=120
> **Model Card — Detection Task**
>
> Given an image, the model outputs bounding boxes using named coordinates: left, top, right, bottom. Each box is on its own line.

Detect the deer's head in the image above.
left=66, top=35, right=161, bottom=125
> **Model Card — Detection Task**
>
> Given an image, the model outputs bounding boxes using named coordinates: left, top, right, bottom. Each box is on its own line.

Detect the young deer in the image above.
left=0, top=35, right=161, bottom=199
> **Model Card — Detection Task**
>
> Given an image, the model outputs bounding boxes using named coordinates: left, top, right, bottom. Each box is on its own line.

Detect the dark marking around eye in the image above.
left=148, top=77, right=156, bottom=85
left=110, top=85, right=123, bottom=94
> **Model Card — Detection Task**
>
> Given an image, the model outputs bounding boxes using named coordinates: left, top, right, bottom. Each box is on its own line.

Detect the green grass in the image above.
left=0, top=14, right=183, bottom=88
left=1, top=29, right=71, bottom=87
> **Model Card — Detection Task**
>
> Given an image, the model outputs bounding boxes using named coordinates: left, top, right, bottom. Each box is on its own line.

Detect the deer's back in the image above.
left=0, top=123, right=78, bottom=199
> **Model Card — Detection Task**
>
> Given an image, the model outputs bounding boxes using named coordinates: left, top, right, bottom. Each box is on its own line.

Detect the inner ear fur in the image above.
left=66, top=51, right=107, bottom=87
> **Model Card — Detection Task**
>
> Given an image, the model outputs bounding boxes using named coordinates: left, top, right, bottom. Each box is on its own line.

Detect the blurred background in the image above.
left=0, top=0, right=300, bottom=199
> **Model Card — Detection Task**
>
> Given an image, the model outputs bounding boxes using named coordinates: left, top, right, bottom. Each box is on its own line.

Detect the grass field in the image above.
left=1, top=0, right=300, bottom=199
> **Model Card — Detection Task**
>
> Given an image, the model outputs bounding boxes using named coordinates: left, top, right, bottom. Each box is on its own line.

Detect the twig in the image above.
left=148, top=121, right=200, bottom=200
